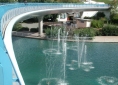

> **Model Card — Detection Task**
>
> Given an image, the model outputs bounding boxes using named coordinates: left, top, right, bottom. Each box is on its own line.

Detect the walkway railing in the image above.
left=0, top=3, right=110, bottom=85
left=0, top=3, right=110, bottom=37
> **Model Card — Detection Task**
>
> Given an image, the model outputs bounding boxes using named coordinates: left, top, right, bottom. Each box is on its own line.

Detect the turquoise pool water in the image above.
left=12, top=36, right=118, bottom=85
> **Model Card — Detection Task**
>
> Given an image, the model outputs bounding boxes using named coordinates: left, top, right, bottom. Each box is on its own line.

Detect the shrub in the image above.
left=30, top=28, right=38, bottom=32
left=45, top=28, right=51, bottom=37
left=13, top=23, right=22, bottom=31
left=73, top=28, right=96, bottom=38
left=95, top=28, right=102, bottom=36
left=18, top=27, right=29, bottom=31
left=101, top=24, right=118, bottom=36
left=51, top=26, right=59, bottom=37
left=44, top=26, right=60, bottom=38
left=91, top=19, right=104, bottom=28
left=110, top=13, right=118, bottom=24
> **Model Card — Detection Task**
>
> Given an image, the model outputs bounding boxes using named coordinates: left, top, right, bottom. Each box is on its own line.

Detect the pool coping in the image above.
left=12, top=31, right=118, bottom=43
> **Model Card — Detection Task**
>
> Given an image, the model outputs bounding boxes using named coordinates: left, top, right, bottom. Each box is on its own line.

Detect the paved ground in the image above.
left=12, top=31, right=41, bottom=38
left=92, top=36, right=118, bottom=42
left=12, top=31, right=118, bottom=42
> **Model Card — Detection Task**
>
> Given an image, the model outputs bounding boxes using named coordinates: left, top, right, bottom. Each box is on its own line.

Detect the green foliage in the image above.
left=101, top=24, right=118, bottom=36
left=96, top=12, right=105, bottom=20
left=44, top=26, right=59, bottom=38
left=73, top=28, right=96, bottom=37
left=61, top=0, right=79, bottom=3
left=43, top=14, right=58, bottom=22
left=30, top=28, right=38, bottom=32
left=84, top=16, right=93, bottom=19
left=23, top=17, right=38, bottom=23
left=97, top=0, right=110, bottom=3
left=109, top=0, right=118, bottom=14
left=44, top=28, right=51, bottom=36
left=0, top=0, right=14, bottom=2
left=86, top=12, right=106, bottom=20
left=52, top=0, right=81, bottom=3
left=95, top=28, right=102, bottom=36
left=50, top=26, right=59, bottom=37
left=18, top=27, right=29, bottom=31
left=110, top=13, right=118, bottom=24
left=91, top=19, right=104, bottom=28
left=13, top=23, right=22, bottom=31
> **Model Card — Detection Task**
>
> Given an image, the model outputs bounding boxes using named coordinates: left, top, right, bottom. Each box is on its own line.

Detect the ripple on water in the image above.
left=43, top=49, right=62, bottom=55
left=38, top=78, right=68, bottom=85
left=97, top=76, right=118, bottom=85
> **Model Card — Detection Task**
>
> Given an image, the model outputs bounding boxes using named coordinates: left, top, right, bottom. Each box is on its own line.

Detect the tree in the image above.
left=13, top=23, right=22, bottom=31
left=43, top=14, right=58, bottom=22
left=109, top=0, right=118, bottom=14
left=0, top=0, right=15, bottom=2
left=109, top=0, right=118, bottom=23
left=96, top=12, right=105, bottom=20
left=110, top=13, right=118, bottom=23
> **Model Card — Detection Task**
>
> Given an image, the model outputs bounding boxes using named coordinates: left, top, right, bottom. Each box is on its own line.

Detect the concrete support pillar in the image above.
left=104, top=10, right=110, bottom=20
left=38, top=16, right=44, bottom=37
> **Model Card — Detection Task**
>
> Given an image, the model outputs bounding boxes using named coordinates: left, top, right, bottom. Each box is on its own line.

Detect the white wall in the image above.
left=81, top=0, right=108, bottom=19
left=81, top=11, right=98, bottom=18
left=86, top=21, right=91, bottom=27
left=57, top=13, right=67, bottom=23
